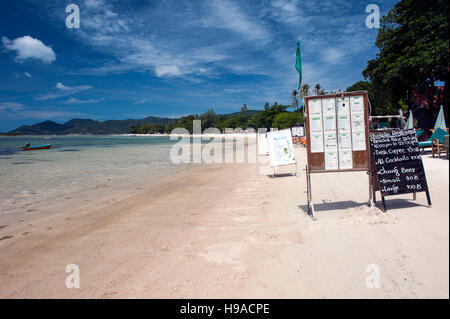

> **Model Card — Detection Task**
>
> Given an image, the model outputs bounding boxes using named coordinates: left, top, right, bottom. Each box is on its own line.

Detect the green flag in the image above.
left=295, top=41, right=302, bottom=90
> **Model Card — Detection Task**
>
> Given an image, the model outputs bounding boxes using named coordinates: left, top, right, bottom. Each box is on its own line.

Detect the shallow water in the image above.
left=0, top=135, right=192, bottom=215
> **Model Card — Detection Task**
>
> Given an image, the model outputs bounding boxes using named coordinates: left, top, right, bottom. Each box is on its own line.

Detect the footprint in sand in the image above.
left=21, top=232, right=31, bottom=236
left=0, top=225, right=7, bottom=230
left=0, top=235, right=13, bottom=241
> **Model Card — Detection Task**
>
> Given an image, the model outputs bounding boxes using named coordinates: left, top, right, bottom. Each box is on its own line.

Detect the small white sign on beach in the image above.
left=267, top=129, right=296, bottom=167
left=258, top=133, right=269, bottom=156
left=291, top=126, right=304, bottom=137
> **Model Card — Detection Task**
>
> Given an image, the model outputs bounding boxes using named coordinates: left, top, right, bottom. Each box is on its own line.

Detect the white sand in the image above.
left=0, top=147, right=448, bottom=298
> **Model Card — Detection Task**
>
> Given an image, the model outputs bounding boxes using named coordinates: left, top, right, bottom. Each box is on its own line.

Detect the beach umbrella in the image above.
left=405, top=110, right=414, bottom=129
left=434, top=105, right=447, bottom=130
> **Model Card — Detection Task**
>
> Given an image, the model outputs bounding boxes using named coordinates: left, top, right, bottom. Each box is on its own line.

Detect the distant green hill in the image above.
left=8, top=111, right=263, bottom=135
left=9, top=116, right=171, bottom=135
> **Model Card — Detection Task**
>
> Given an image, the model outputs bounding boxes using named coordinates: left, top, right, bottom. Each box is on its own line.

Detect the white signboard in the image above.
left=258, top=133, right=269, bottom=156
left=267, top=129, right=296, bottom=167
left=291, top=126, right=304, bottom=137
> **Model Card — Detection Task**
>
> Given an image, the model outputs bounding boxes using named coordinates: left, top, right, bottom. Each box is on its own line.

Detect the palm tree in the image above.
left=314, top=83, right=321, bottom=95
left=291, top=89, right=299, bottom=111
left=240, top=104, right=248, bottom=114
left=300, top=84, right=310, bottom=98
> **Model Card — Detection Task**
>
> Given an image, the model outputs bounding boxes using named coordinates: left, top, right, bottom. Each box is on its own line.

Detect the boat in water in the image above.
left=22, top=144, right=52, bottom=151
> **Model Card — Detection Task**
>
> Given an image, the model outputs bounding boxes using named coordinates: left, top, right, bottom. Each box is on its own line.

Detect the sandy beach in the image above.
left=0, top=146, right=448, bottom=298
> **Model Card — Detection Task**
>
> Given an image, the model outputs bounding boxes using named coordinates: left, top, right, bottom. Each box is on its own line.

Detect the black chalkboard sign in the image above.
left=370, top=129, right=431, bottom=210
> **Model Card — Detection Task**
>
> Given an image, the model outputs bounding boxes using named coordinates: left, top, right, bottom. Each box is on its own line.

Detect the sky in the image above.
left=0, top=0, right=397, bottom=131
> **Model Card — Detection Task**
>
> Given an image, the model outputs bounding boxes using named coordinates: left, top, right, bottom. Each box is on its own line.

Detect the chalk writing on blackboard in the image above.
left=370, top=129, right=429, bottom=197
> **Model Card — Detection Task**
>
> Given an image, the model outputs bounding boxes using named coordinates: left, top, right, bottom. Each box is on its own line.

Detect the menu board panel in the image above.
left=337, top=97, right=350, bottom=116
left=351, top=113, right=365, bottom=132
left=325, top=151, right=338, bottom=170
left=338, top=132, right=352, bottom=151
left=337, top=115, right=351, bottom=132
left=339, top=150, right=353, bottom=169
left=309, top=99, right=322, bottom=115
left=350, top=96, right=364, bottom=113
left=324, top=133, right=337, bottom=152
left=322, top=98, right=336, bottom=116
left=310, top=134, right=324, bottom=153
left=309, top=116, right=323, bottom=133
left=352, top=131, right=366, bottom=151
left=323, top=115, right=336, bottom=133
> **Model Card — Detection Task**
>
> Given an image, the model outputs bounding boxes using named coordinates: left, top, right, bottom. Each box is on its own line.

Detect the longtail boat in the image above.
left=22, top=144, right=52, bottom=151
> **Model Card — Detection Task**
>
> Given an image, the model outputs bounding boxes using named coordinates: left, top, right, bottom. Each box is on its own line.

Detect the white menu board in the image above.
left=307, top=94, right=367, bottom=170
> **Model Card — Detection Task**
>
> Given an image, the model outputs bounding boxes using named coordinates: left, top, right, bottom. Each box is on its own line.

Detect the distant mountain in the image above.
left=9, top=111, right=263, bottom=135
left=10, top=116, right=171, bottom=135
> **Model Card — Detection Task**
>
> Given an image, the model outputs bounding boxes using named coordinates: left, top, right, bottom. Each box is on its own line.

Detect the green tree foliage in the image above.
left=273, top=112, right=302, bottom=129
left=130, top=102, right=302, bottom=134
left=363, top=0, right=449, bottom=117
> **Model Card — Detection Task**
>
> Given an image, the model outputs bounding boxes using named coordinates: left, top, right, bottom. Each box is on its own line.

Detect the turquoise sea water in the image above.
left=0, top=135, right=189, bottom=216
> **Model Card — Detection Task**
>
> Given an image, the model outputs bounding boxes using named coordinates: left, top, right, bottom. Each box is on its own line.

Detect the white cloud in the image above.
left=322, top=48, right=346, bottom=65
left=154, top=65, right=183, bottom=77
left=132, top=99, right=148, bottom=105
left=206, top=0, right=270, bottom=41
left=1, top=36, right=56, bottom=64
left=0, top=102, right=24, bottom=111
left=84, top=0, right=104, bottom=8
left=37, top=82, right=92, bottom=101
left=63, top=97, right=104, bottom=104
left=24, top=72, right=32, bottom=78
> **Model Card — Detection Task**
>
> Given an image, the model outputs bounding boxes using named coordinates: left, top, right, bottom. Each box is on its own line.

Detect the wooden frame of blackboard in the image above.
left=303, top=91, right=373, bottom=219
left=369, top=129, right=432, bottom=212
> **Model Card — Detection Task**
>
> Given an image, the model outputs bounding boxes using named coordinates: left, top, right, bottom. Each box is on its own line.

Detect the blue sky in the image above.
left=0, top=0, right=397, bottom=131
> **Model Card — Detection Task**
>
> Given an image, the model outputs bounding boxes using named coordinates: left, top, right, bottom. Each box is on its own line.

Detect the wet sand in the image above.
left=0, top=148, right=448, bottom=298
